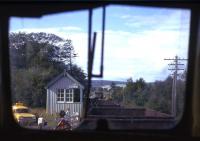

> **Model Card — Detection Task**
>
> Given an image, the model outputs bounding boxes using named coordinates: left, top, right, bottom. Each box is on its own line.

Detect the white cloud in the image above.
left=12, top=26, right=83, bottom=33
left=10, top=7, right=190, bottom=82
left=121, top=9, right=190, bottom=32
left=13, top=26, right=189, bottom=82
left=96, top=8, right=190, bottom=82
left=59, top=26, right=82, bottom=31
left=96, top=26, right=189, bottom=82
left=120, top=14, right=132, bottom=19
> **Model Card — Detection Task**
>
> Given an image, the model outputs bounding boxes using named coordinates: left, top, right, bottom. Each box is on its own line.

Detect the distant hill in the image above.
left=91, top=80, right=126, bottom=87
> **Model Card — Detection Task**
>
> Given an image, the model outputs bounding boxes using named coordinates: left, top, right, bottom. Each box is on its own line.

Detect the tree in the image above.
left=180, top=70, right=187, bottom=81
left=9, top=32, right=86, bottom=107
left=66, top=64, right=87, bottom=87
left=109, top=82, right=123, bottom=103
left=124, top=78, right=134, bottom=102
left=122, top=77, right=148, bottom=107
left=109, top=82, right=116, bottom=100
left=146, top=76, right=172, bottom=114
left=134, top=78, right=146, bottom=91
left=176, top=77, right=186, bottom=119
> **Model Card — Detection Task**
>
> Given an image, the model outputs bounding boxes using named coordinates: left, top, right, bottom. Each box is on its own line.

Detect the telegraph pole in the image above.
left=68, top=45, right=77, bottom=75
left=69, top=48, right=72, bottom=74
left=164, top=55, right=187, bottom=117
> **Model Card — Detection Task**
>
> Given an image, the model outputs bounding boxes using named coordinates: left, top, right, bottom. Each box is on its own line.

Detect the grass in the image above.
left=30, top=108, right=59, bottom=128
left=30, top=108, right=81, bottom=129
left=29, top=108, right=81, bottom=130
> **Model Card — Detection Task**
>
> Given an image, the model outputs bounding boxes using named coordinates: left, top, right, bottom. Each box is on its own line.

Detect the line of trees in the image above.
left=109, top=73, right=186, bottom=117
left=9, top=32, right=86, bottom=107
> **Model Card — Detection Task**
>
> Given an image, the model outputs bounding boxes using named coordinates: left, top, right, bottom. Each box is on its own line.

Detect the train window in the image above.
left=89, top=5, right=190, bottom=130
left=8, top=4, right=191, bottom=131
left=9, top=10, right=88, bottom=130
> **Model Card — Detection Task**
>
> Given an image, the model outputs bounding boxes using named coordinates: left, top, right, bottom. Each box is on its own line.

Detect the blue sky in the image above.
left=10, top=5, right=190, bottom=82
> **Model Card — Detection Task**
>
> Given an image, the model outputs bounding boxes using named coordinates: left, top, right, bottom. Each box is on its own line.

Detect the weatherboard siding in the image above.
left=46, top=75, right=83, bottom=116
left=47, top=89, right=82, bottom=114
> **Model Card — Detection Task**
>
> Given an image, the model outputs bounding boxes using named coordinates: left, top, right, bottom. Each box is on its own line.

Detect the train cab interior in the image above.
left=0, top=1, right=200, bottom=141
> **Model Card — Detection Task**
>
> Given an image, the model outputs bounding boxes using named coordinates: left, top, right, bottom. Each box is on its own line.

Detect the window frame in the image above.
left=0, top=2, right=199, bottom=140
left=85, top=4, right=197, bottom=136
left=56, top=89, right=65, bottom=103
left=56, top=88, right=74, bottom=103
left=65, top=89, right=74, bottom=103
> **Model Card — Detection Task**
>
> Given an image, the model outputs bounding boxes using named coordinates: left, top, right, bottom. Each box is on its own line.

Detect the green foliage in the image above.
left=110, top=85, right=123, bottom=103
left=144, top=77, right=173, bottom=114
left=10, top=32, right=86, bottom=107
left=110, top=75, right=185, bottom=117
left=123, top=78, right=135, bottom=101
left=134, top=92, right=147, bottom=106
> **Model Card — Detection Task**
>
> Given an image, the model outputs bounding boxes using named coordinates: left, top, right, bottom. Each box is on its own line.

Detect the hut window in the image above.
left=74, top=88, right=80, bottom=102
left=57, top=89, right=64, bottom=102
left=65, top=89, right=73, bottom=102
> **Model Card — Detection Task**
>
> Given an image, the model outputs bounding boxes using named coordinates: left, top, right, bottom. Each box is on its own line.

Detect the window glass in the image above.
left=65, top=89, right=73, bottom=102
left=9, top=5, right=190, bottom=130
left=9, top=10, right=88, bottom=130
left=90, top=5, right=190, bottom=130
left=57, top=89, right=64, bottom=102
left=74, top=89, right=80, bottom=102
left=16, top=108, right=29, bottom=113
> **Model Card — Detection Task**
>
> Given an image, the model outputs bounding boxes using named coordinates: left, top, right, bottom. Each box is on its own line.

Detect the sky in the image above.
left=9, top=5, right=191, bottom=82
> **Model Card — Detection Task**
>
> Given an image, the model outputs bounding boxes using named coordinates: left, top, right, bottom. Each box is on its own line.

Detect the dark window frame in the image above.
left=0, top=1, right=199, bottom=141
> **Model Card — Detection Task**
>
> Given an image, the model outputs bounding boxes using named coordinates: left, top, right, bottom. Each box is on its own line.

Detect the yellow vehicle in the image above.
left=12, top=102, right=37, bottom=126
